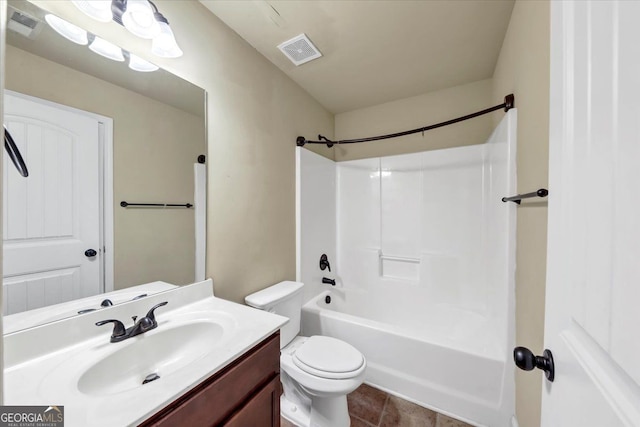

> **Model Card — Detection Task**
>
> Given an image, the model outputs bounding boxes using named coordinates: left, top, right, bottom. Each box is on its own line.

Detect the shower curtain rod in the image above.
left=296, top=94, right=514, bottom=148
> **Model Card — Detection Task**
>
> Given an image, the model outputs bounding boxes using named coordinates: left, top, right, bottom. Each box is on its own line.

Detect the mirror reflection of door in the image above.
left=3, top=91, right=111, bottom=315
left=2, top=1, right=206, bottom=329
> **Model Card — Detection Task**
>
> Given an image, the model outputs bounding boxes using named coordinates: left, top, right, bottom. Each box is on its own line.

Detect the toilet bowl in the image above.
left=280, top=336, right=366, bottom=426
left=245, top=281, right=366, bottom=427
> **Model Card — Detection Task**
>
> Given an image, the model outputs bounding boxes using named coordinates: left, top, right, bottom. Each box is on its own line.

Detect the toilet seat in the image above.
left=292, top=336, right=365, bottom=379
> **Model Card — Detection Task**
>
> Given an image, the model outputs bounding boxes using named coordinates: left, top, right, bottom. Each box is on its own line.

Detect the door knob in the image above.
left=85, top=249, right=97, bottom=258
left=513, top=346, right=555, bottom=382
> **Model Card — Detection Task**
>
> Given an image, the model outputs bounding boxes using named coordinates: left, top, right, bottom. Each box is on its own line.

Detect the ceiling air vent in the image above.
left=7, top=6, right=43, bottom=40
left=277, top=33, right=322, bottom=66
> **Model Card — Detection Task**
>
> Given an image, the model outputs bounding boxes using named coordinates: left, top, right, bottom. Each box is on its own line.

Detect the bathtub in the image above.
left=301, top=289, right=513, bottom=427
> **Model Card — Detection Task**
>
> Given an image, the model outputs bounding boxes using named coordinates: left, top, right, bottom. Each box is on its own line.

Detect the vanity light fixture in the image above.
left=71, top=1, right=112, bottom=23
left=128, top=53, right=159, bottom=72
left=151, top=13, right=183, bottom=58
left=73, top=0, right=183, bottom=58
left=89, top=36, right=125, bottom=61
left=120, top=0, right=160, bottom=39
left=44, top=15, right=160, bottom=71
left=44, top=14, right=88, bottom=45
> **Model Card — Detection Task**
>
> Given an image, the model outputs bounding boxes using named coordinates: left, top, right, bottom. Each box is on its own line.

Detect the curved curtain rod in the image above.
left=296, top=94, right=514, bottom=148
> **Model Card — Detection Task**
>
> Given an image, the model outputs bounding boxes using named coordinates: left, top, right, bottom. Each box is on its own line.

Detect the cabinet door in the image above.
left=223, top=376, right=281, bottom=427
left=139, top=333, right=280, bottom=427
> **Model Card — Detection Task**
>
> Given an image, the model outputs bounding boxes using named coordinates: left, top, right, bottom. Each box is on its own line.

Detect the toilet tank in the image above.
left=245, top=281, right=304, bottom=348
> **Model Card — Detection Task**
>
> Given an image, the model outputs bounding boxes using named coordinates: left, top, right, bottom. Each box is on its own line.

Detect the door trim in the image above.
left=561, top=321, right=640, bottom=425
left=4, top=90, right=114, bottom=293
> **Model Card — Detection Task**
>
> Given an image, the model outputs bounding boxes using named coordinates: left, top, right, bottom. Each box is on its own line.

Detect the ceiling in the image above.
left=201, top=0, right=515, bottom=114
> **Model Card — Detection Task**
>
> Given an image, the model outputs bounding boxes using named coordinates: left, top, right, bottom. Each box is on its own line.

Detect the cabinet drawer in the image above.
left=140, top=332, right=280, bottom=427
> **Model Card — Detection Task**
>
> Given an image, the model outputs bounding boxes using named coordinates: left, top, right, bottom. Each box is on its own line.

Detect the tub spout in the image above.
left=322, top=277, right=336, bottom=286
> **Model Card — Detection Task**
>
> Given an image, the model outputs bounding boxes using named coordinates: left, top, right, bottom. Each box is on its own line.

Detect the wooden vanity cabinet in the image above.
left=139, top=332, right=281, bottom=427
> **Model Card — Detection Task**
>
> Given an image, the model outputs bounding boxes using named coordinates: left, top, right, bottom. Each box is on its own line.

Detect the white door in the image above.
left=542, top=1, right=640, bottom=426
left=3, top=92, right=102, bottom=315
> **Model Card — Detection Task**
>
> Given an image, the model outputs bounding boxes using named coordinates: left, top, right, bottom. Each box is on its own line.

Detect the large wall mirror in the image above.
left=2, top=0, right=207, bottom=332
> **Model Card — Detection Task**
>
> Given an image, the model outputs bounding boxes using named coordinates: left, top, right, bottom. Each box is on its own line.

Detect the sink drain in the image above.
left=142, top=373, right=160, bottom=385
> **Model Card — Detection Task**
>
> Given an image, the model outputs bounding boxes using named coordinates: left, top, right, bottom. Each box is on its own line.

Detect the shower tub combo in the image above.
left=297, top=111, right=517, bottom=426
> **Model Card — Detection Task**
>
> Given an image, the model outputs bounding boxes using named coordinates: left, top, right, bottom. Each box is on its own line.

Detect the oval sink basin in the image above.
left=78, top=321, right=223, bottom=396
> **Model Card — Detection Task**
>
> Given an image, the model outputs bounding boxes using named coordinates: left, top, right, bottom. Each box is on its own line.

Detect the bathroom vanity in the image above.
left=3, top=280, right=287, bottom=427
left=140, top=332, right=280, bottom=426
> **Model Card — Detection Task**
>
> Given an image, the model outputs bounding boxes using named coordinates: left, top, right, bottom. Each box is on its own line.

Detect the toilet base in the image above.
left=280, top=393, right=351, bottom=427
left=281, top=394, right=310, bottom=427
left=309, top=394, right=350, bottom=427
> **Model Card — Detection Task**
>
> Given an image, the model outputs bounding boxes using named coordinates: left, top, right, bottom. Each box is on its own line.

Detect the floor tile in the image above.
left=347, top=384, right=389, bottom=426
left=280, top=416, right=297, bottom=427
left=350, top=415, right=378, bottom=427
left=436, top=414, right=474, bottom=427
left=281, top=384, right=475, bottom=427
left=380, top=395, right=437, bottom=427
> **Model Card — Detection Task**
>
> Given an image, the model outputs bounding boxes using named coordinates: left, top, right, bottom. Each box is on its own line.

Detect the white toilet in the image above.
left=245, top=281, right=366, bottom=427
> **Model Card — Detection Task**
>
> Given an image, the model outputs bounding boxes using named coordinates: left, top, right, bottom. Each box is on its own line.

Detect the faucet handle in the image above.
left=145, top=301, right=168, bottom=324
left=95, top=319, right=126, bottom=338
left=319, top=254, right=331, bottom=272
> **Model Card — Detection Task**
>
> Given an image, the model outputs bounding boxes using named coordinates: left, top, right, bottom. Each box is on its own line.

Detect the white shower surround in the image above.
left=296, top=111, right=517, bottom=427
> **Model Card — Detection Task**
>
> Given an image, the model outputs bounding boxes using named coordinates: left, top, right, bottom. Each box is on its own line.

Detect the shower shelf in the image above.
left=379, top=254, right=420, bottom=263
left=501, top=188, right=548, bottom=204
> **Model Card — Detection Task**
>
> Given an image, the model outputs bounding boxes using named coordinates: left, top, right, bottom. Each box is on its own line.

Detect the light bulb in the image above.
left=122, top=0, right=160, bottom=39
left=71, top=1, right=112, bottom=23
left=89, top=36, right=125, bottom=61
left=129, top=53, right=159, bottom=72
left=45, top=14, right=88, bottom=45
left=151, top=21, right=183, bottom=58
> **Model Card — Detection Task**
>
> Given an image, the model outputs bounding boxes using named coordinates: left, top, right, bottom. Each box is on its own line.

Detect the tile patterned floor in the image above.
left=281, top=383, right=473, bottom=427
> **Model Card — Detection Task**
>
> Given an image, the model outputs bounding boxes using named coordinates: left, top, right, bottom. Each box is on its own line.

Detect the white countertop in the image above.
left=3, top=281, right=178, bottom=334
left=3, top=279, right=287, bottom=427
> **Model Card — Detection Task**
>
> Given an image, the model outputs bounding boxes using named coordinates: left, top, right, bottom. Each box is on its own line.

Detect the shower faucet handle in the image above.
left=319, top=254, right=331, bottom=272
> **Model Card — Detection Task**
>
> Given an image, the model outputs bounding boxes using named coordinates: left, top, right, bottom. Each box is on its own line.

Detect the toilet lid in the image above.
left=293, top=336, right=365, bottom=379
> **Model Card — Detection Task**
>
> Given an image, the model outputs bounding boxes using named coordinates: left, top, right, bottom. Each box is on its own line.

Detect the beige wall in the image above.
left=29, top=0, right=334, bottom=303
left=491, top=2, right=550, bottom=427
left=334, top=79, right=494, bottom=161
left=5, top=45, right=205, bottom=289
